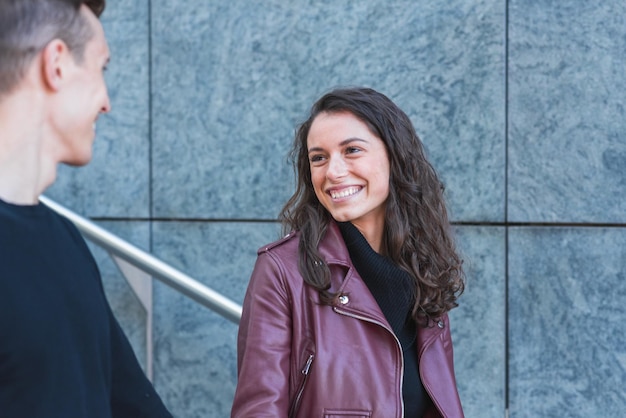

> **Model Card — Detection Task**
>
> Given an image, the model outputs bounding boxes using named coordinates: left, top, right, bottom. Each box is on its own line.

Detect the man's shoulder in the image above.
left=0, top=199, right=88, bottom=252
left=0, top=199, right=46, bottom=238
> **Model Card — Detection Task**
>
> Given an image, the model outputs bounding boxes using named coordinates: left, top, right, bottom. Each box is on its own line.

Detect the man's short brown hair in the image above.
left=0, top=0, right=106, bottom=96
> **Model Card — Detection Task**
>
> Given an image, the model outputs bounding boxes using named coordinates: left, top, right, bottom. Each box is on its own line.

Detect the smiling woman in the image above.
left=307, top=111, right=390, bottom=252
left=231, top=87, right=466, bottom=418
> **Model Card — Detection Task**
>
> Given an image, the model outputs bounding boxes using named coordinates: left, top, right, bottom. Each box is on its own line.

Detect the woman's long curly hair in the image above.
left=280, top=87, right=464, bottom=320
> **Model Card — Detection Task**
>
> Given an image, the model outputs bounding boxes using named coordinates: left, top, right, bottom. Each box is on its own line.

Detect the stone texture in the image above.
left=151, top=0, right=505, bottom=223
left=508, top=227, right=626, bottom=417
left=151, top=221, right=281, bottom=418
left=451, top=226, right=506, bottom=417
left=46, top=0, right=150, bottom=218
left=508, top=1, right=626, bottom=223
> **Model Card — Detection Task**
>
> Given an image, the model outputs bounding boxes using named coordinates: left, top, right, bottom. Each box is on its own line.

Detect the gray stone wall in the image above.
left=46, top=0, right=625, bottom=416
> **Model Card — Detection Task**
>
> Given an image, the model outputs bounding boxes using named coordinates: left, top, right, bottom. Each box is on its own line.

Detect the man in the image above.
left=0, top=0, right=172, bottom=416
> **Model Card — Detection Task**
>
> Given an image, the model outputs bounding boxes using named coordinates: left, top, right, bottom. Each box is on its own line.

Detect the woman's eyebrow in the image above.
left=340, top=137, right=367, bottom=146
left=308, top=138, right=367, bottom=153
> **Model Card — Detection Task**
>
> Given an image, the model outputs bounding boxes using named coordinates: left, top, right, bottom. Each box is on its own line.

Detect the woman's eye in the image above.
left=346, top=146, right=361, bottom=154
left=309, top=154, right=325, bottom=163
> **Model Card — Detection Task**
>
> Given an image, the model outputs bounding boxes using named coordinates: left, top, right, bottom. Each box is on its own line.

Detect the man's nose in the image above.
left=101, top=90, right=111, bottom=114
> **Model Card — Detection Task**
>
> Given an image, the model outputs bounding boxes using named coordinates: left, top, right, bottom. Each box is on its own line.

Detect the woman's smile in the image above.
left=328, top=185, right=362, bottom=200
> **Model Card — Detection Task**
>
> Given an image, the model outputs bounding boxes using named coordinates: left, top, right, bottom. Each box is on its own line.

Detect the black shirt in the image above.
left=0, top=199, right=171, bottom=417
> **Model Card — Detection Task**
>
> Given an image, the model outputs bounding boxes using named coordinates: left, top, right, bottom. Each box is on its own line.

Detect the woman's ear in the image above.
left=41, top=39, right=71, bottom=91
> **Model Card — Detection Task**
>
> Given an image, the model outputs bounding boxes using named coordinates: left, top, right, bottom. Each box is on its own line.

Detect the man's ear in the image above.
left=41, top=39, right=71, bottom=91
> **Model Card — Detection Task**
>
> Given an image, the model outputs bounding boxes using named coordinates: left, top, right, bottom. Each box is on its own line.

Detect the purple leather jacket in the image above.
left=231, top=222, right=464, bottom=418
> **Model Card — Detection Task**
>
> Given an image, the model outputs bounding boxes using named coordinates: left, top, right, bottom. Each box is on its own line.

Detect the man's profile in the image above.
left=0, top=1, right=172, bottom=416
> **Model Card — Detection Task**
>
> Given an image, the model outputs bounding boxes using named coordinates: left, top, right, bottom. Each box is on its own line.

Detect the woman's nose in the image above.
left=326, top=155, right=347, bottom=180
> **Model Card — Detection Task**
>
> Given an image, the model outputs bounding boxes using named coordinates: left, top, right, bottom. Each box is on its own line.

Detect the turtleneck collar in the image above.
left=337, top=221, right=416, bottom=347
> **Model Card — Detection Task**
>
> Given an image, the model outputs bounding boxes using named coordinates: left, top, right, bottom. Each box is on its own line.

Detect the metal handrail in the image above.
left=39, top=195, right=242, bottom=324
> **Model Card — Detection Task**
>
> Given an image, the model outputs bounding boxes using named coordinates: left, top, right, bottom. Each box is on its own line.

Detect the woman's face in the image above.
left=307, top=111, right=390, bottom=249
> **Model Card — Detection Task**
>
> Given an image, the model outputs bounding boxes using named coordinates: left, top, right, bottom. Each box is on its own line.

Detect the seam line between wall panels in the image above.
left=504, top=0, right=511, bottom=415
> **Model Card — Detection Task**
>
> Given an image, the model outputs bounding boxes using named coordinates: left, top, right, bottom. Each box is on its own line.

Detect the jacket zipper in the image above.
left=333, top=307, right=404, bottom=418
left=288, top=353, right=314, bottom=418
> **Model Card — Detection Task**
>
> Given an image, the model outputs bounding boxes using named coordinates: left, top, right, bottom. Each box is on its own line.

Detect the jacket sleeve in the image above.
left=421, top=314, right=465, bottom=418
left=231, top=251, right=294, bottom=418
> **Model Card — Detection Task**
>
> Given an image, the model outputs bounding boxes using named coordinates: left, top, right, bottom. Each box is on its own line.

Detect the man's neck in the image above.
left=0, top=90, right=57, bottom=205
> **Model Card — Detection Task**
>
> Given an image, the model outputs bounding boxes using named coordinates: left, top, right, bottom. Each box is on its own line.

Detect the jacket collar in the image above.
left=317, top=221, right=352, bottom=267
left=317, top=222, right=389, bottom=326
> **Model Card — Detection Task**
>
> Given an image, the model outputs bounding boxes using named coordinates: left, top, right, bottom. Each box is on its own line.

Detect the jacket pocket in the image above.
left=323, top=409, right=372, bottom=418
left=288, top=352, right=315, bottom=418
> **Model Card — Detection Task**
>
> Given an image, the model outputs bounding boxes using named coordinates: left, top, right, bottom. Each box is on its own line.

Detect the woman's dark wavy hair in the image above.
left=280, top=87, right=464, bottom=320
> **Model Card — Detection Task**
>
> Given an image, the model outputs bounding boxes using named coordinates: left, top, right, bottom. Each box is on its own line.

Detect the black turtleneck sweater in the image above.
left=338, top=222, right=430, bottom=418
